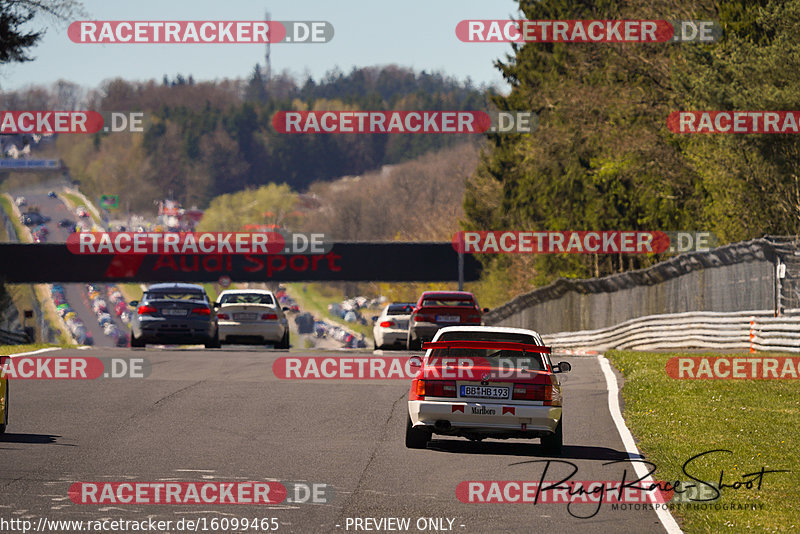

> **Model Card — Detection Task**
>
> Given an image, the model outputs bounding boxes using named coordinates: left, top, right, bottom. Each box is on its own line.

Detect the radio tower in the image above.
left=264, top=10, right=272, bottom=85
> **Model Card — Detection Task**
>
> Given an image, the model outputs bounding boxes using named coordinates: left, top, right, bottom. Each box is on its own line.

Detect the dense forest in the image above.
left=0, top=65, right=489, bottom=211
left=465, top=0, right=800, bottom=288
left=4, top=0, right=800, bottom=299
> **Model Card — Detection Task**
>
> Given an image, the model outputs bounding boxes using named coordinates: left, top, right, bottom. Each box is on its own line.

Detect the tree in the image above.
left=0, top=0, right=85, bottom=65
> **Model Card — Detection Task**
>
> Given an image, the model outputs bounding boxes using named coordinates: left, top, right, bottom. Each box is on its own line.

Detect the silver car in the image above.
left=372, top=302, right=413, bottom=350
left=215, top=289, right=290, bottom=348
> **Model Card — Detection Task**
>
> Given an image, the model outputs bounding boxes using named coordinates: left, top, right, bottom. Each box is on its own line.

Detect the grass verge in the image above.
left=60, top=191, right=102, bottom=226
left=286, top=283, right=374, bottom=338
left=0, top=195, right=26, bottom=240
left=606, top=350, right=799, bottom=533
left=0, top=343, right=60, bottom=356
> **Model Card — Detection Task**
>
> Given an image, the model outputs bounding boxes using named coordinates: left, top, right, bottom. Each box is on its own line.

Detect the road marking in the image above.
left=6, top=347, right=61, bottom=359
left=598, top=355, right=682, bottom=533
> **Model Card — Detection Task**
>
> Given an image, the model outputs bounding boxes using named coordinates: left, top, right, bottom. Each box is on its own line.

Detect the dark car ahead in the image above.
left=406, top=291, right=487, bottom=350
left=20, top=212, right=49, bottom=226
left=129, top=283, right=219, bottom=348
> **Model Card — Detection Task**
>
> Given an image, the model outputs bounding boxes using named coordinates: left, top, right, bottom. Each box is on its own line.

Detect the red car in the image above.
left=405, top=326, right=570, bottom=454
left=406, top=291, right=487, bottom=350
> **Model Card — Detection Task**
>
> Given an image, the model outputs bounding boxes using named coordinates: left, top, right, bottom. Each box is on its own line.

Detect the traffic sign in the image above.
left=100, top=194, right=119, bottom=209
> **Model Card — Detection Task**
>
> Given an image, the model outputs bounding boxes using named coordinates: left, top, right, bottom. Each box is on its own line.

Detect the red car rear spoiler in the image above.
left=421, top=340, right=551, bottom=354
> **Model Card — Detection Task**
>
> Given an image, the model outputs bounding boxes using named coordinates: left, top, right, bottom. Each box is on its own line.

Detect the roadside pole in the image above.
left=458, top=249, right=464, bottom=291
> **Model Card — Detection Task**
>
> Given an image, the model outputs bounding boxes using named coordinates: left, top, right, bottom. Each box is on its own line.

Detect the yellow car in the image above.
left=0, top=355, right=7, bottom=433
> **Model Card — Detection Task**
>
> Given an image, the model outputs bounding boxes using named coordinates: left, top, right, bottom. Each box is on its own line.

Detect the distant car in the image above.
left=372, top=302, right=413, bottom=350
left=20, top=212, right=47, bottom=226
left=215, top=289, right=290, bottom=348
left=76, top=206, right=89, bottom=218
left=47, top=191, right=57, bottom=198
left=58, top=218, right=76, bottom=229
left=405, top=326, right=571, bottom=454
left=14, top=196, right=26, bottom=207
left=406, top=291, right=487, bottom=350
left=0, top=355, right=7, bottom=433
left=129, top=283, right=219, bottom=348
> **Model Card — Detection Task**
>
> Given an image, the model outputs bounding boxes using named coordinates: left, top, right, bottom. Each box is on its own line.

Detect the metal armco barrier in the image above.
left=0, top=243, right=481, bottom=283
left=541, top=310, right=800, bottom=353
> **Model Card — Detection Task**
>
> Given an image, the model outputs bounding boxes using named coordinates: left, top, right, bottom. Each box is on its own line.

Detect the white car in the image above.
left=215, top=289, right=290, bottom=348
left=405, top=326, right=570, bottom=454
left=372, top=302, right=413, bottom=350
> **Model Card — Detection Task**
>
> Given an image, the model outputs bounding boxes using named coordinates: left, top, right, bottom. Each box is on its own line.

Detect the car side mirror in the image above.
left=409, top=356, right=422, bottom=368
left=213, top=302, right=220, bottom=309
left=282, top=306, right=290, bottom=312
left=129, top=300, right=138, bottom=307
left=555, top=361, right=571, bottom=373
left=372, top=315, right=379, bottom=322
left=482, top=307, right=489, bottom=313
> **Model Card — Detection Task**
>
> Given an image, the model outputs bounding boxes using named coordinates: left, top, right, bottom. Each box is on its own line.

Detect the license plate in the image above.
left=460, top=385, right=510, bottom=399
left=437, top=315, right=460, bottom=323
left=234, top=312, right=257, bottom=320
left=161, top=308, right=186, bottom=316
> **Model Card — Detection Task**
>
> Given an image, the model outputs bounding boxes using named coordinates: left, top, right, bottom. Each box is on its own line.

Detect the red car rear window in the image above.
left=420, top=298, right=475, bottom=307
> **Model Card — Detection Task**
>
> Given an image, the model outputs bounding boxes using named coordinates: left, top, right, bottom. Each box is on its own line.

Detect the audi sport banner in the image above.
left=0, top=243, right=481, bottom=283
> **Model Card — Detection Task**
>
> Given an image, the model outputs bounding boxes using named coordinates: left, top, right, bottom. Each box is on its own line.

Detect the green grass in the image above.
left=117, top=283, right=144, bottom=303
left=606, top=350, right=799, bottom=533
left=0, top=343, right=60, bottom=356
left=286, top=283, right=375, bottom=338
left=203, top=283, right=219, bottom=303
left=0, top=195, right=27, bottom=241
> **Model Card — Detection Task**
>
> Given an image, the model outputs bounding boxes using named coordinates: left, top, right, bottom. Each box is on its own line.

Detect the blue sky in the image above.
left=1, top=0, right=520, bottom=92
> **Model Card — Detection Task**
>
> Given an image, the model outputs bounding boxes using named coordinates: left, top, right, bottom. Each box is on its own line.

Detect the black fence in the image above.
left=484, top=238, right=782, bottom=334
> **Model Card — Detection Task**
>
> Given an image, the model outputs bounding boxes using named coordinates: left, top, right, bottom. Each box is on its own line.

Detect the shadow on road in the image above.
left=0, top=433, right=65, bottom=445
left=427, top=439, right=641, bottom=461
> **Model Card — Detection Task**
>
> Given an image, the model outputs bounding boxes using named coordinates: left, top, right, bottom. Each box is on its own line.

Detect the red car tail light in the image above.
left=261, top=313, right=278, bottom=320
left=379, top=320, right=395, bottom=328
left=419, top=380, right=456, bottom=398
left=216, top=313, right=230, bottom=320
left=191, top=307, right=211, bottom=316
left=466, top=314, right=481, bottom=323
left=137, top=305, right=157, bottom=315
left=415, top=380, right=426, bottom=397
left=414, top=314, right=433, bottom=322
left=512, top=383, right=554, bottom=404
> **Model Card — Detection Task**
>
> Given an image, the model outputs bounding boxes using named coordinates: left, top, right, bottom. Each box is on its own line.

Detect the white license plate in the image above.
left=162, top=308, right=187, bottom=316
left=234, top=312, right=257, bottom=320
left=437, top=315, right=460, bottom=322
left=460, top=385, right=510, bottom=399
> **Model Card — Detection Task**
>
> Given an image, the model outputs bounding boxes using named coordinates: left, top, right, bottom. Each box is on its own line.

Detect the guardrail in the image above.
left=541, top=310, right=800, bottom=353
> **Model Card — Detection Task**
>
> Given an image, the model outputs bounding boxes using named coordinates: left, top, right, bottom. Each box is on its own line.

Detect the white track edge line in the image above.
left=598, top=354, right=683, bottom=534
left=5, top=347, right=61, bottom=359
